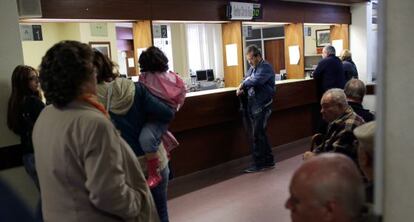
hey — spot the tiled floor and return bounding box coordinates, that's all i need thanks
[167,139,308,222]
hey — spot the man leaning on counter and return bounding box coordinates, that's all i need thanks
[237,45,276,173]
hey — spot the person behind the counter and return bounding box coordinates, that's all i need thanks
[340,49,359,82]
[237,45,276,173]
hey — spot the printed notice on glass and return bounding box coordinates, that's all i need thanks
[288,45,300,65]
[332,39,343,56]
[128,58,135,68]
[226,44,238,66]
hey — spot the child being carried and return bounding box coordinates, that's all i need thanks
[138,47,186,188]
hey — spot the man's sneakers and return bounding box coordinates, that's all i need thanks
[263,162,276,169]
[243,162,275,173]
[244,165,264,173]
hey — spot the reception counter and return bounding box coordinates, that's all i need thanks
[169,79,319,177]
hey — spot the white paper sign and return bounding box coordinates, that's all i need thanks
[128,58,135,68]
[226,44,238,66]
[288,45,300,65]
[332,39,344,56]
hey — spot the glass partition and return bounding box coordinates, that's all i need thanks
[242,23,285,76]
[303,24,330,78]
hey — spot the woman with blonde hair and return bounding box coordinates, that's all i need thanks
[340,49,359,81]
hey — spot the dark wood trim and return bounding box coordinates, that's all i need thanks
[284,0,368,3]
[40,0,351,24]
[366,84,375,95]
[0,144,23,170]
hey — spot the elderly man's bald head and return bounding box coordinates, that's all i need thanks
[320,89,349,122]
[286,153,365,222]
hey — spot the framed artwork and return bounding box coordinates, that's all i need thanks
[315,29,330,47]
[89,41,111,59]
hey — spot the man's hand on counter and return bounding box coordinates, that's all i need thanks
[236,84,244,96]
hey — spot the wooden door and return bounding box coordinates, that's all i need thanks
[124,50,137,76]
[284,23,305,79]
[222,21,244,87]
[264,39,285,74]
[330,24,349,52]
[133,20,153,74]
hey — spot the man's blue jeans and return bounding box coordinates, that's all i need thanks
[242,105,274,168]
[150,165,170,222]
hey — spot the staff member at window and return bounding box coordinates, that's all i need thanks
[237,45,276,173]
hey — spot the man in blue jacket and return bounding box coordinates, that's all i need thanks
[237,45,276,173]
[313,45,346,99]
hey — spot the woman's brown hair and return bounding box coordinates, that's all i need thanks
[39,41,95,108]
[7,65,41,133]
[93,50,118,83]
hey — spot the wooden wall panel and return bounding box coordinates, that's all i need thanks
[150,0,225,21]
[133,20,153,75]
[40,0,151,20]
[169,80,318,177]
[170,80,317,132]
[171,105,316,177]
[40,0,351,24]
[284,23,305,79]
[222,21,244,87]
[264,39,285,74]
[290,0,367,4]
[330,24,350,51]
[303,3,351,24]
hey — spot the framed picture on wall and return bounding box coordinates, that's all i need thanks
[315,29,330,47]
[89,41,111,59]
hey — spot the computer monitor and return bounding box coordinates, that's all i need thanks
[206,69,214,81]
[196,70,208,81]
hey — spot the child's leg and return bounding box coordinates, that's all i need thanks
[139,122,168,154]
[140,122,168,188]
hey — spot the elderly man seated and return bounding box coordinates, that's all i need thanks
[286,153,365,222]
[344,79,375,122]
[304,88,364,162]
